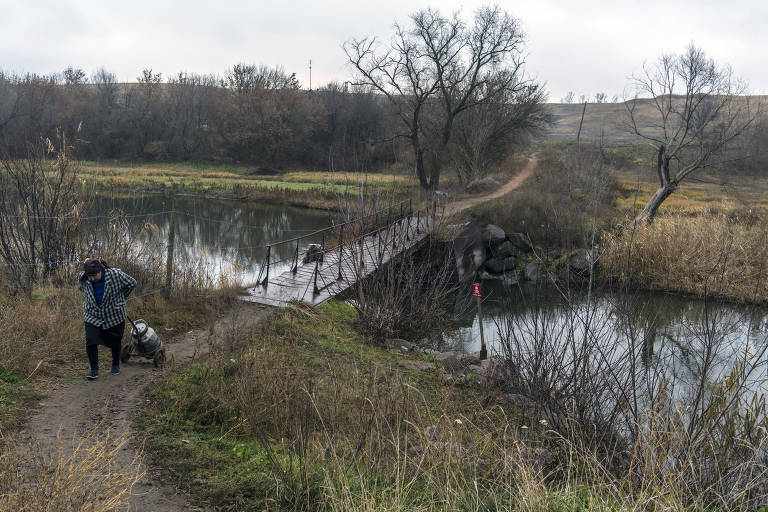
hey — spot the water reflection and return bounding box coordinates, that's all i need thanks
[87,193,335,284]
[448,282,768,353]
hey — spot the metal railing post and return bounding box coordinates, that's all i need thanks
[291,239,299,274]
[416,210,421,234]
[261,245,271,287]
[337,224,344,281]
[313,259,320,295]
[392,218,398,249]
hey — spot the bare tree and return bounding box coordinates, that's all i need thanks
[626,44,757,222]
[449,75,548,184]
[593,91,607,103]
[562,91,575,104]
[0,131,84,289]
[345,5,543,192]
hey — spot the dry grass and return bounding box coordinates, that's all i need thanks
[601,211,768,302]
[614,176,768,214]
[138,301,768,510]
[0,428,142,511]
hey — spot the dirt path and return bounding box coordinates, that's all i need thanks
[18,301,268,512]
[443,154,538,217]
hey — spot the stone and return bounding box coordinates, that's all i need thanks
[493,240,519,259]
[503,271,520,286]
[388,338,415,352]
[477,270,502,281]
[523,261,541,282]
[302,243,323,264]
[482,224,507,250]
[425,425,438,441]
[508,233,534,253]
[546,248,561,260]
[437,351,462,373]
[485,255,519,274]
[460,354,481,366]
[566,248,593,275]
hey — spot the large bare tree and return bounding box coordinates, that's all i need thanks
[345,5,544,192]
[626,44,757,222]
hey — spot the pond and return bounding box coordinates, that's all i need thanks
[445,280,768,393]
[87,192,336,284]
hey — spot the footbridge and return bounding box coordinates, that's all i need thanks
[243,200,433,307]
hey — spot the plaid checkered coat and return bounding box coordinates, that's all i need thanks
[77,268,136,328]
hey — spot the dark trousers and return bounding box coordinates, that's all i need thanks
[85,322,125,371]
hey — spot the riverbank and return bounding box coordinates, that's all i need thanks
[81,161,417,210]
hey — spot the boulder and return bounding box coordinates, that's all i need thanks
[454,223,484,282]
[482,224,507,250]
[546,248,561,260]
[556,248,594,283]
[493,240,519,259]
[388,338,416,352]
[466,176,500,194]
[485,256,519,274]
[503,271,520,287]
[302,243,323,264]
[437,351,462,373]
[508,233,534,253]
[566,248,593,275]
[523,261,541,282]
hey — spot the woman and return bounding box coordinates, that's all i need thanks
[77,258,136,379]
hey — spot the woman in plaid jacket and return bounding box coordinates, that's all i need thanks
[77,258,136,380]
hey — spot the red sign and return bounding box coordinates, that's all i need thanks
[472,283,482,297]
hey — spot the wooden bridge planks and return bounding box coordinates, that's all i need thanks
[243,217,429,307]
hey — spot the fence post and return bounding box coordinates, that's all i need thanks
[320,232,325,263]
[261,245,271,287]
[337,224,344,281]
[164,195,176,299]
[359,238,365,269]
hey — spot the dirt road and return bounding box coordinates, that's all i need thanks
[18,302,268,512]
[443,154,537,217]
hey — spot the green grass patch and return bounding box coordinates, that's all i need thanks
[0,365,37,433]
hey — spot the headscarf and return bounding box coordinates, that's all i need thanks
[81,258,110,281]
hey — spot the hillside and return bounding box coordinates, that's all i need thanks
[545,96,766,143]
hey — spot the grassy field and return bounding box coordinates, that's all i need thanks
[82,162,417,194]
[136,301,614,511]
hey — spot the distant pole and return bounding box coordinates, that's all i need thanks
[309,59,312,92]
[164,193,176,299]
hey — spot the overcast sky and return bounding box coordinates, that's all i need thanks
[1,0,766,102]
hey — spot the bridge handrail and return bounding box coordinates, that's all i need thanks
[255,198,429,288]
[264,198,412,249]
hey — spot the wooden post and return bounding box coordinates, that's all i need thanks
[320,232,325,263]
[164,195,176,299]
